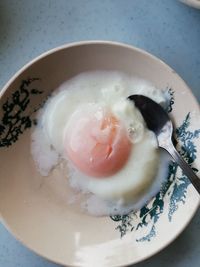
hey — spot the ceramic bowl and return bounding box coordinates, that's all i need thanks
[0,41,199,267]
[180,0,200,9]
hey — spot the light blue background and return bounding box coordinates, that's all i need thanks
[0,0,199,266]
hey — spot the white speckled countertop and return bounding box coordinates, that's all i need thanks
[0,0,199,266]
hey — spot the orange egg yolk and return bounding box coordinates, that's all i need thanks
[64,108,131,177]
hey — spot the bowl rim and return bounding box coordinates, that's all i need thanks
[180,0,200,9]
[0,40,199,267]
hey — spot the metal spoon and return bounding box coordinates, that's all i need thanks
[128,94,200,194]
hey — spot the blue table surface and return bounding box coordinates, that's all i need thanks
[0,0,199,266]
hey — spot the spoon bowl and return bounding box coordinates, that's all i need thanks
[128,94,200,194]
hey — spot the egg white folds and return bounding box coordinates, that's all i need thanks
[31,71,169,216]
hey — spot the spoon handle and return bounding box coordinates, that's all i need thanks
[164,142,200,194]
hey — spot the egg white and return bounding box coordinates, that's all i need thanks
[31,70,169,215]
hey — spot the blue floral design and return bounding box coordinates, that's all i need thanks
[110,95,199,241]
[0,78,43,148]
